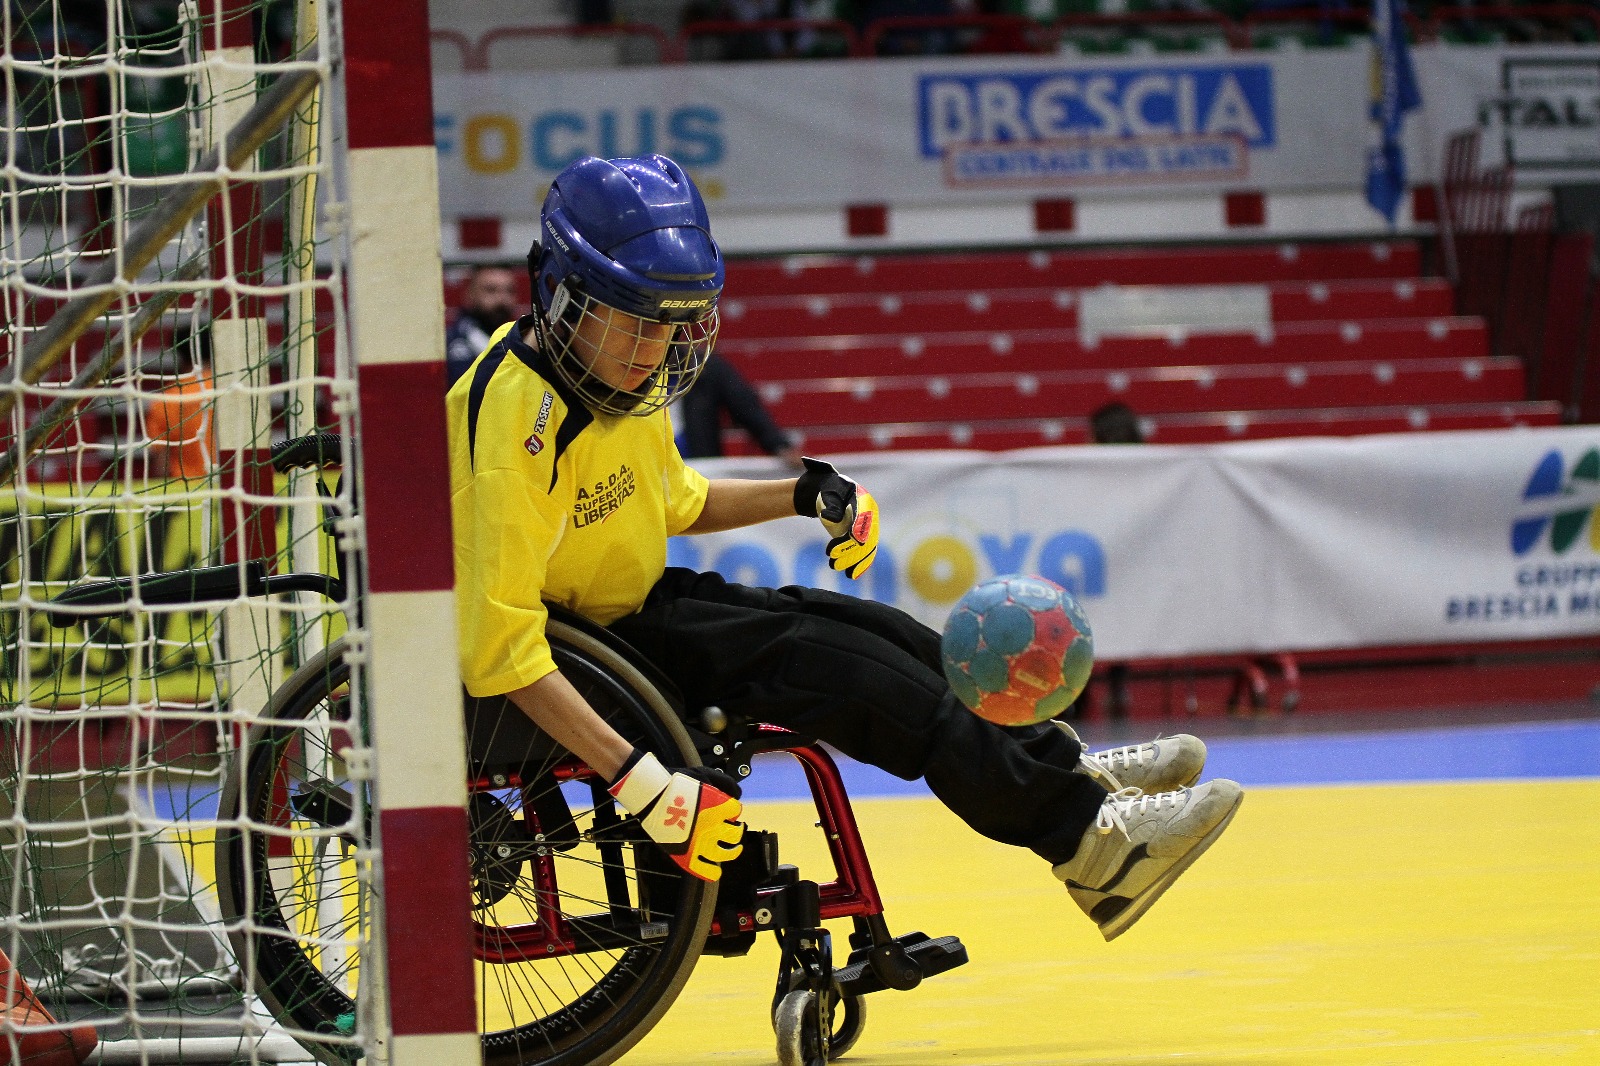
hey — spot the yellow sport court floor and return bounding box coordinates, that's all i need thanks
[627,713,1600,1066]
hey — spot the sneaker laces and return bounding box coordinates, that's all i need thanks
[1093,786,1187,836]
[1079,740,1160,791]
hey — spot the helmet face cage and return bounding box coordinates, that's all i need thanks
[542,283,718,417]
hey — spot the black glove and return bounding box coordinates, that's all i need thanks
[793,456,857,524]
[792,457,879,579]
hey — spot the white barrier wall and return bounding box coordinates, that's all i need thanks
[673,427,1600,659]
[433,44,1600,216]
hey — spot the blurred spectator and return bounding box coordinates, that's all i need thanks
[146,328,214,482]
[1089,400,1145,444]
[574,0,614,25]
[684,0,856,59]
[860,0,958,55]
[726,0,788,58]
[790,0,842,55]
[446,265,520,387]
[675,354,803,467]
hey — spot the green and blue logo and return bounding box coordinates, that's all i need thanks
[1512,447,1600,555]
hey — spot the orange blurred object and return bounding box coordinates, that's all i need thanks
[146,368,215,480]
[0,949,97,1065]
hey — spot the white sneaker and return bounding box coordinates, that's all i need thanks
[1052,780,1243,942]
[1054,722,1207,794]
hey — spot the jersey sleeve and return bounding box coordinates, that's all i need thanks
[452,386,568,697]
[661,409,709,536]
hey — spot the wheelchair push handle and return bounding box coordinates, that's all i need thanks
[45,561,347,626]
[45,561,270,626]
[271,432,344,474]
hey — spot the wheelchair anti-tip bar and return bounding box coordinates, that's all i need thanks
[44,561,345,627]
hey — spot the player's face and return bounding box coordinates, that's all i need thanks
[570,303,675,393]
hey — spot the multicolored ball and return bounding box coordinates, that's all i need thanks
[940,574,1095,726]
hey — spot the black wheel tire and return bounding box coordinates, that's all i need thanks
[828,991,866,1060]
[216,623,716,1066]
[214,640,365,1066]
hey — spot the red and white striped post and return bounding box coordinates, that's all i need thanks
[340,2,477,1062]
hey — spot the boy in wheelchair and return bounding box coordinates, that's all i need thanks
[445,153,1244,946]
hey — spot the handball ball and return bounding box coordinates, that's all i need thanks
[940,575,1095,726]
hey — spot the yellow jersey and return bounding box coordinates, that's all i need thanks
[446,317,709,697]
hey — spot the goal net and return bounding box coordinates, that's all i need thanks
[2,0,373,1061]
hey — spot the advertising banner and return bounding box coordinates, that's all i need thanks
[433,50,1357,213]
[672,427,1600,659]
[3,478,344,707]
[1417,47,1600,175]
[433,44,1600,215]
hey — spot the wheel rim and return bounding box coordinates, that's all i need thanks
[218,625,715,1066]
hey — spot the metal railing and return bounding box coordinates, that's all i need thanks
[429,5,1600,66]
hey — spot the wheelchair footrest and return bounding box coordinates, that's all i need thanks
[836,931,967,998]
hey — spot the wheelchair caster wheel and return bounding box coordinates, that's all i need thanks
[771,983,864,1060]
[829,992,867,1059]
[775,989,829,1066]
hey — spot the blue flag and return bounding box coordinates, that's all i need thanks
[1365,0,1422,224]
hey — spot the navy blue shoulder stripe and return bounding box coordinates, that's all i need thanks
[548,403,592,494]
[468,317,597,489]
[499,316,594,492]
[465,345,510,470]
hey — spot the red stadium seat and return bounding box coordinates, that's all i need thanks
[720,317,1488,379]
[722,400,1562,455]
[719,278,1455,341]
[752,357,1526,426]
[429,240,1547,460]
[723,241,1422,297]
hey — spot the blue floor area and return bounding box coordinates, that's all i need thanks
[140,718,1600,818]
[741,718,1600,802]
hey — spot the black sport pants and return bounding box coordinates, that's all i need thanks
[608,568,1108,866]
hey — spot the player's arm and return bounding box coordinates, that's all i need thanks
[684,477,796,533]
[506,671,634,779]
[685,458,880,578]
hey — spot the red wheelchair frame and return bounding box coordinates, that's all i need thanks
[466,725,886,965]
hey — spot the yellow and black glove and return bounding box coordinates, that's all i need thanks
[608,749,744,882]
[793,456,879,579]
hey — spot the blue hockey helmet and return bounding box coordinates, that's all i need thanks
[529,155,722,415]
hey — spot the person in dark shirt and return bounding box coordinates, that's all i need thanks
[1082,401,1144,719]
[674,353,803,467]
[445,265,520,387]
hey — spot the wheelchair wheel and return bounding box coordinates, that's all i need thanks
[829,990,867,1060]
[775,989,829,1066]
[214,639,369,1066]
[216,622,714,1066]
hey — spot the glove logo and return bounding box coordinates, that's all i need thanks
[663,797,690,830]
[852,510,874,544]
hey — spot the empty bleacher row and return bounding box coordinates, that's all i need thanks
[720,317,1487,373]
[721,241,1424,295]
[22,237,1556,484]
[721,278,1457,337]
[708,239,1559,456]
[769,402,1552,453]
